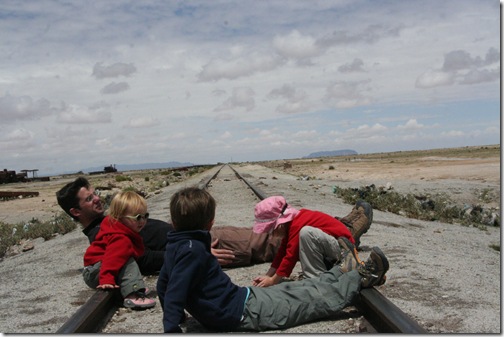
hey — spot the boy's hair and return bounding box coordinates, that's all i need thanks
[170,187,216,231]
[108,191,147,220]
[56,177,90,220]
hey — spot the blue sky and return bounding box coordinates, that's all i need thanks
[0,0,501,176]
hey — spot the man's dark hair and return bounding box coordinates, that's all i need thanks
[170,187,216,231]
[56,177,90,220]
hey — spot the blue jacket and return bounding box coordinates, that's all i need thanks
[156,230,248,333]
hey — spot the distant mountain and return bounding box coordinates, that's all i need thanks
[82,161,195,173]
[303,149,358,158]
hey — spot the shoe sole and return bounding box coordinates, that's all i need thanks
[356,200,373,228]
[353,200,373,248]
[123,298,156,309]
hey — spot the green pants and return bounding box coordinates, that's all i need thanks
[82,257,146,298]
[237,267,361,331]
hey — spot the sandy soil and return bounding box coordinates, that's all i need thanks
[0,145,500,333]
[0,146,500,225]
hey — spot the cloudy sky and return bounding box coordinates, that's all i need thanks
[1,0,501,176]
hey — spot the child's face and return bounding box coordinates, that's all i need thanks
[121,210,149,232]
[272,222,289,237]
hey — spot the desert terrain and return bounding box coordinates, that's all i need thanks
[0,145,500,226]
[0,144,500,333]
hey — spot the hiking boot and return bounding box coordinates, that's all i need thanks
[337,200,373,249]
[338,237,363,273]
[358,247,389,288]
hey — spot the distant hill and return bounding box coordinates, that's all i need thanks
[82,161,195,173]
[303,149,358,158]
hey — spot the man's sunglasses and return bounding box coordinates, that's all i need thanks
[124,213,149,222]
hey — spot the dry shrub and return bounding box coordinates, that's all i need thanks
[334,184,498,228]
[0,212,77,258]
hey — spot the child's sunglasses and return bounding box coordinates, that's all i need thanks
[124,213,149,222]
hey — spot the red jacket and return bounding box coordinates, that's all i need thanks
[271,209,354,278]
[83,215,144,286]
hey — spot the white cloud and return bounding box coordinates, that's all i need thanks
[397,119,424,131]
[0,128,35,151]
[125,117,159,128]
[441,130,465,137]
[416,48,500,88]
[92,62,137,79]
[268,84,308,114]
[214,87,255,112]
[338,58,365,73]
[0,94,55,122]
[325,80,373,108]
[273,30,321,60]
[415,70,455,88]
[219,131,232,140]
[100,82,130,94]
[4,128,33,141]
[57,102,112,124]
[198,52,284,82]
[459,68,499,85]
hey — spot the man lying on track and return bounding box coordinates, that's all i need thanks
[56,176,372,275]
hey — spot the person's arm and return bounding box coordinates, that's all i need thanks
[99,235,132,286]
[252,267,283,287]
[211,238,236,265]
[162,248,202,332]
[136,248,165,275]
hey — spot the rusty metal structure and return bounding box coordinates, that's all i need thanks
[0,169,50,184]
[0,169,28,184]
[89,165,118,175]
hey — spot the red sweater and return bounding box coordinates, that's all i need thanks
[271,209,354,278]
[83,215,144,286]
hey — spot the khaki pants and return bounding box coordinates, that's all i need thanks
[299,226,342,278]
[238,267,361,331]
[210,226,282,267]
[82,257,145,298]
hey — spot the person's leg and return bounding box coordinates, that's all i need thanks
[82,262,101,289]
[118,257,147,298]
[119,258,156,309]
[299,226,341,278]
[238,267,361,331]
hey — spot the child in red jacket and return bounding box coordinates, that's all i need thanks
[82,191,155,309]
[252,196,361,287]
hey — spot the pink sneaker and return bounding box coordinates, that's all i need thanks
[123,293,156,309]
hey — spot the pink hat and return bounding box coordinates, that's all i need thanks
[253,196,299,234]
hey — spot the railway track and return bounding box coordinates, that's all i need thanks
[57,164,426,333]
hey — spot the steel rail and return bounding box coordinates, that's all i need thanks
[358,288,427,333]
[56,290,119,333]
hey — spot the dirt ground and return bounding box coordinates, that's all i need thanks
[0,145,500,333]
[0,145,500,226]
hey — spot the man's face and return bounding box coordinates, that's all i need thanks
[73,186,104,222]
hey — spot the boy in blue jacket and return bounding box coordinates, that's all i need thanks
[156,187,389,333]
